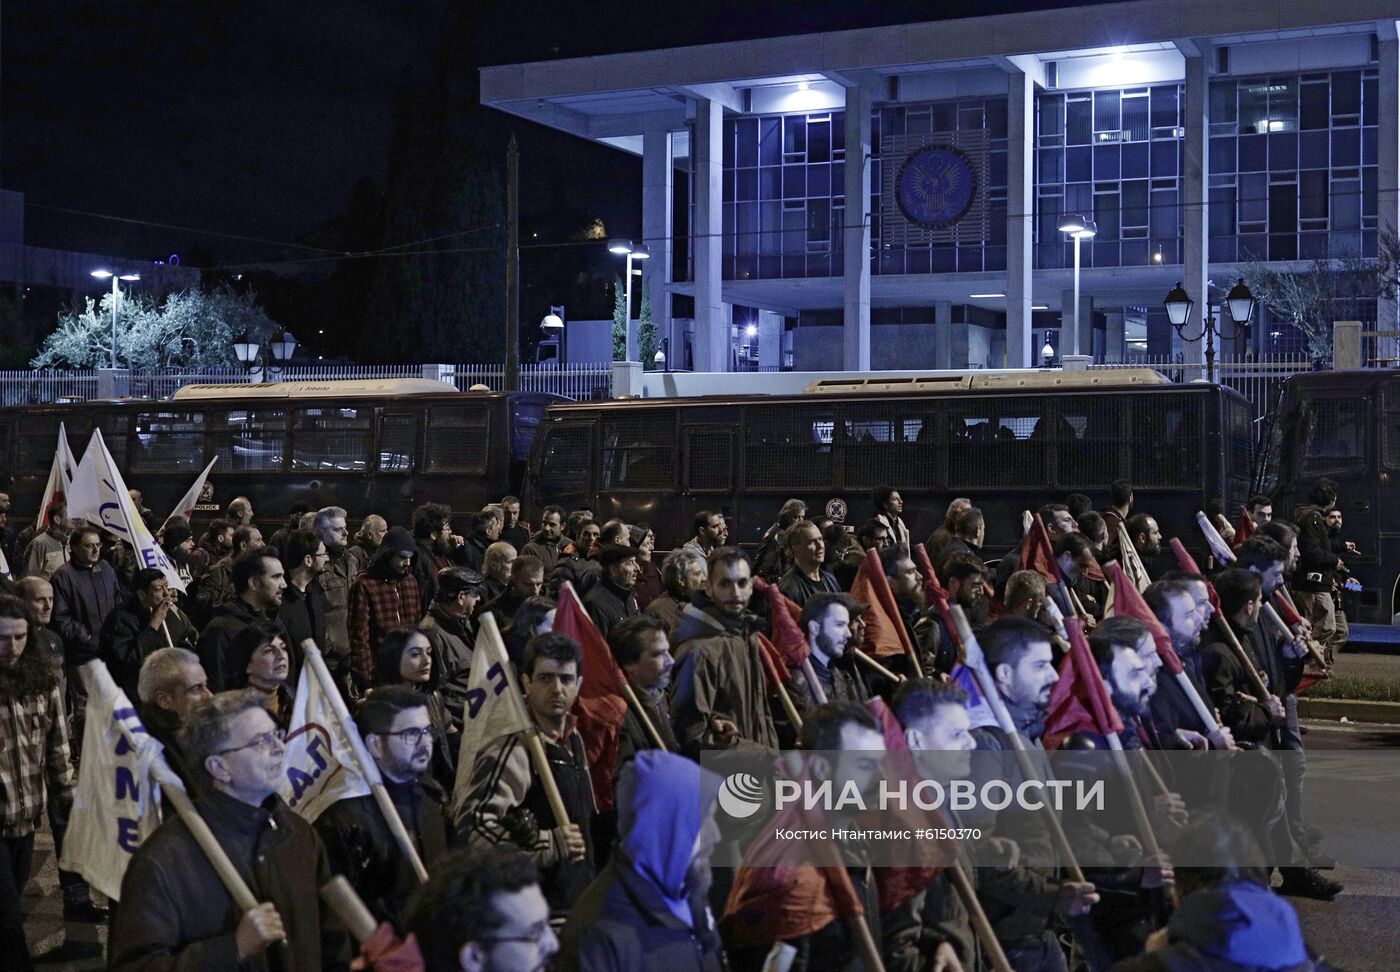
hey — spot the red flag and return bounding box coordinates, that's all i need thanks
[753,576,810,668]
[850,548,916,661]
[755,633,793,695]
[912,544,959,651]
[1105,561,1183,676]
[1231,506,1255,550]
[553,584,629,811]
[1168,538,1220,615]
[1273,593,1304,628]
[1045,617,1125,750]
[357,923,425,972]
[1020,514,1062,585]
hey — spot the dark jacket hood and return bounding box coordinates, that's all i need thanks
[1168,881,1310,969]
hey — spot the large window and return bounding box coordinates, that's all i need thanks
[600,414,675,491]
[379,414,418,473]
[425,405,489,473]
[214,410,285,471]
[292,407,370,471]
[1301,397,1368,476]
[15,416,88,473]
[743,406,834,490]
[132,412,205,471]
[536,426,591,501]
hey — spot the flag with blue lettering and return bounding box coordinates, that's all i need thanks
[950,663,998,731]
[279,665,371,822]
[60,663,165,901]
[451,612,532,816]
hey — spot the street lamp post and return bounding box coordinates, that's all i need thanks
[1163,277,1255,384]
[232,331,299,381]
[653,336,670,373]
[607,239,650,360]
[1056,215,1097,358]
[90,269,141,368]
[541,305,565,365]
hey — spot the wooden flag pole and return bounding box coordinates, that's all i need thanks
[1210,617,1272,698]
[800,659,829,705]
[619,679,668,751]
[1105,736,1163,858]
[300,639,429,884]
[320,876,378,944]
[847,908,887,972]
[774,678,803,733]
[948,862,1014,972]
[852,648,905,683]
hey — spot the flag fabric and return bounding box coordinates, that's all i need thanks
[1232,506,1256,550]
[552,583,629,811]
[912,543,959,651]
[37,422,76,531]
[451,613,533,815]
[849,548,916,661]
[755,633,794,695]
[1273,593,1304,628]
[0,546,10,582]
[950,663,999,730]
[280,665,373,823]
[753,576,810,668]
[1115,523,1152,593]
[1020,514,1061,585]
[1169,538,1221,615]
[1045,618,1125,751]
[1104,561,1182,676]
[166,456,219,524]
[60,662,165,901]
[67,429,186,592]
[1195,511,1236,566]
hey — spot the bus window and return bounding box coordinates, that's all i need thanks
[1131,395,1202,488]
[97,414,128,466]
[132,412,205,472]
[1056,397,1122,489]
[537,425,591,500]
[840,403,944,490]
[292,407,370,471]
[1381,384,1400,470]
[744,406,833,489]
[685,426,735,492]
[1301,397,1367,475]
[425,405,489,473]
[214,410,285,471]
[601,414,675,490]
[511,399,547,463]
[15,416,89,473]
[1224,395,1254,501]
[379,414,418,472]
[947,402,1046,488]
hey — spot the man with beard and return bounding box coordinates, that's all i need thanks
[135,646,212,785]
[100,568,197,702]
[0,594,75,968]
[669,547,781,756]
[477,555,545,629]
[608,615,679,765]
[187,524,266,628]
[109,690,347,972]
[277,530,330,684]
[312,506,361,688]
[788,592,868,707]
[681,510,728,566]
[778,520,840,607]
[315,686,449,924]
[585,545,641,638]
[349,514,388,567]
[458,634,595,916]
[198,550,287,693]
[1144,580,1235,752]
[481,542,516,603]
[52,525,122,670]
[522,505,567,579]
[161,521,198,589]
[549,517,602,598]
[1057,533,1107,621]
[1326,508,1355,649]
[460,509,502,573]
[1121,513,1165,580]
[923,554,988,676]
[557,751,725,972]
[936,507,985,578]
[348,526,422,692]
[22,501,71,580]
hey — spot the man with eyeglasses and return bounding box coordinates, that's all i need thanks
[404,844,558,972]
[314,685,449,924]
[110,689,347,971]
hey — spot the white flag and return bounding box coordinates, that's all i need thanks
[67,429,186,592]
[280,666,372,822]
[0,546,10,582]
[36,422,76,531]
[60,663,165,901]
[451,612,533,815]
[166,456,218,525]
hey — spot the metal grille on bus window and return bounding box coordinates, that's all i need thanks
[214,410,285,471]
[839,403,945,490]
[1053,397,1121,489]
[1225,395,1254,500]
[1300,397,1367,476]
[132,412,205,472]
[292,407,370,471]
[379,414,418,472]
[685,429,733,492]
[947,402,1047,489]
[1130,394,1202,487]
[538,428,591,498]
[426,405,489,473]
[600,414,675,491]
[16,416,90,472]
[97,415,129,466]
[743,407,833,489]
[1381,384,1400,469]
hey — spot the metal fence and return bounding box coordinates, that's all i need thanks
[0,369,100,406]
[1090,353,1320,422]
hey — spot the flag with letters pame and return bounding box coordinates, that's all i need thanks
[279,665,371,822]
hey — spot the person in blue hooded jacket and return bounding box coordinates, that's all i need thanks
[555,750,726,972]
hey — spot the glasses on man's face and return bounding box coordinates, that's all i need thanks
[477,924,554,950]
[381,726,434,745]
[216,728,286,756]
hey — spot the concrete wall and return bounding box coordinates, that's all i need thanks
[793,322,999,371]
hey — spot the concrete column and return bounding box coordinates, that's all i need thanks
[1379,35,1399,335]
[933,300,954,370]
[1006,69,1036,368]
[1104,312,1126,362]
[1181,49,1211,366]
[642,128,675,360]
[693,99,728,372]
[757,309,783,371]
[843,86,872,371]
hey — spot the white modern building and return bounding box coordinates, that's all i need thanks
[481,0,1399,371]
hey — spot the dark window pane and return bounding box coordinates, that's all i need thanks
[1094,90,1120,132]
[1300,83,1329,130]
[808,120,831,163]
[1209,81,1237,126]
[1067,97,1092,145]
[1038,148,1064,183]
[807,163,830,197]
[735,118,758,168]
[760,118,782,165]
[1299,171,1328,220]
[1150,86,1179,129]
[1299,130,1329,169]
[807,199,830,244]
[292,407,370,471]
[736,168,757,201]
[1209,136,1236,175]
[783,117,806,157]
[1238,134,1267,172]
[1151,139,1178,177]
[132,412,205,472]
[1122,96,1149,141]
[1269,132,1297,171]
[1332,71,1361,116]
[1038,94,1064,138]
[537,427,591,500]
[1331,128,1360,167]
[1093,145,1120,180]
[1269,182,1297,234]
[1066,146,1092,182]
[378,414,417,473]
[1209,185,1237,236]
[425,406,490,472]
[1302,398,1366,475]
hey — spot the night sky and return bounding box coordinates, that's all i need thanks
[1,1,1116,323]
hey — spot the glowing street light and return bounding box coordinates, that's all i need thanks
[1057,214,1096,358]
[90,269,141,368]
[607,240,650,360]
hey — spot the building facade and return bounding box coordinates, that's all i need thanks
[481,0,1400,371]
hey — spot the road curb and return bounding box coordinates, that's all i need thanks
[1298,697,1400,724]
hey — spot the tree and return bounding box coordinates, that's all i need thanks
[637,282,658,370]
[1238,257,1386,361]
[611,275,627,362]
[31,287,279,370]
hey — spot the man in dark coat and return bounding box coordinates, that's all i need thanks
[51,525,123,671]
[584,545,641,638]
[607,615,679,767]
[777,520,840,607]
[100,568,196,702]
[197,550,286,693]
[476,555,544,629]
[135,646,212,788]
[557,751,725,972]
[314,686,449,924]
[108,689,348,972]
[522,505,567,578]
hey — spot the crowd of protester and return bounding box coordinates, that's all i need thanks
[0,475,1359,971]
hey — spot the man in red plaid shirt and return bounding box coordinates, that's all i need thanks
[348,526,421,690]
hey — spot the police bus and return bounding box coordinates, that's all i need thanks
[523,368,1255,559]
[0,379,560,530]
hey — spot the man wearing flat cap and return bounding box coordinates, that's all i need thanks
[584,544,640,637]
[419,566,484,724]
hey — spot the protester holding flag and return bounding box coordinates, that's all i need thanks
[1141,581,1236,753]
[457,632,596,916]
[135,646,211,785]
[787,592,870,707]
[605,614,678,768]
[583,544,642,637]
[109,689,349,972]
[0,595,74,970]
[101,568,196,702]
[849,545,925,678]
[315,685,449,925]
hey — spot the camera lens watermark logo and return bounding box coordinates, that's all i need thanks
[717,772,765,819]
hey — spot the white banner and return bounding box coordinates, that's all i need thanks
[166,456,218,525]
[67,429,186,592]
[279,666,371,823]
[60,664,165,901]
[451,612,531,815]
[36,422,76,530]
